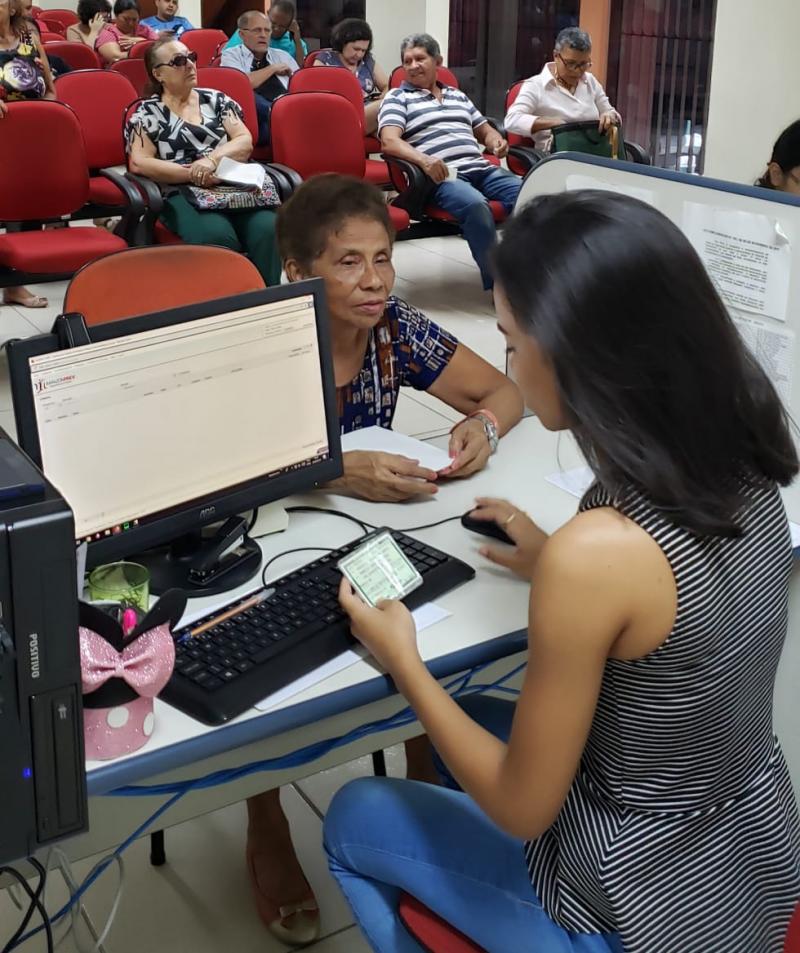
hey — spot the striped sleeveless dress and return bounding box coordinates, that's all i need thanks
[526,479,800,952]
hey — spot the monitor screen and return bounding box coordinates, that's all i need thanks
[9,281,342,567]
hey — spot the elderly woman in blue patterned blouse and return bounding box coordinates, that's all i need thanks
[279,173,523,501]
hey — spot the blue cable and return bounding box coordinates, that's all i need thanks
[11,660,524,949]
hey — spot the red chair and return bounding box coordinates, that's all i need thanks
[398,894,486,953]
[45,40,100,70]
[40,30,67,43]
[288,66,387,181]
[55,70,145,238]
[786,902,800,953]
[63,245,265,325]
[31,4,42,16]
[302,48,330,67]
[504,80,545,177]
[195,65,271,161]
[269,92,409,233]
[0,101,127,289]
[183,29,228,66]
[39,7,78,29]
[110,58,148,96]
[390,64,459,89]
[38,16,66,35]
[128,39,154,59]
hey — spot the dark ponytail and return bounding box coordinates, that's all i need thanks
[757,119,800,189]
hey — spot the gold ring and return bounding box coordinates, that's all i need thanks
[503,513,516,527]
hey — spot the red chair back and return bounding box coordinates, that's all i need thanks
[390,64,459,89]
[786,902,800,953]
[183,29,228,66]
[128,39,154,59]
[270,91,365,179]
[110,58,148,97]
[40,7,79,28]
[56,70,137,168]
[64,246,265,325]
[40,30,67,43]
[45,40,100,70]
[196,66,259,145]
[38,17,66,35]
[31,4,42,16]
[505,80,535,175]
[288,65,365,132]
[0,101,89,221]
[302,48,330,67]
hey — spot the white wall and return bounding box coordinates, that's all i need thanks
[366,0,449,72]
[704,0,800,184]
[35,0,203,28]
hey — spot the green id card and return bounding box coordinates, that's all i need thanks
[338,531,423,607]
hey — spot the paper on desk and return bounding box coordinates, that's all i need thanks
[791,522,800,551]
[341,426,451,473]
[254,602,451,712]
[216,157,266,189]
[545,466,594,499]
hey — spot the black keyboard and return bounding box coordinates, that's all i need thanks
[162,528,475,725]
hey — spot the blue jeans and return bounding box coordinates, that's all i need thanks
[323,695,622,953]
[432,166,522,290]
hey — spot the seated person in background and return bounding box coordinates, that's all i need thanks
[223,0,306,64]
[127,37,281,285]
[96,0,158,64]
[315,18,388,136]
[140,0,193,39]
[220,10,298,146]
[225,174,521,950]
[20,0,71,75]
[0,0,55,310]
[504,26,620,152]
[757,120,800,195]
[380,33,521,291]
[65,0,111,48]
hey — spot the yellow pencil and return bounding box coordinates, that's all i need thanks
[190,588,272,638]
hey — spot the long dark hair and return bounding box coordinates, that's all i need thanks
[493,190,798,537]
[757,120,800,189]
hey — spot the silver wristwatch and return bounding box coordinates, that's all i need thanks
[471,413,498,454]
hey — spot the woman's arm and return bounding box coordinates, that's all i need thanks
[504,76,564,138]
[372,61,389,95]
[339,508,648,840]
[427,343,523,476]
[208,111,253,165]
[128,125,193,184]
[97,40,127,63]
[33,34,56,99]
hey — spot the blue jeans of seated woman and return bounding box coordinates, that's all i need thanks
[323,695,622,953]
[431,167,522,291]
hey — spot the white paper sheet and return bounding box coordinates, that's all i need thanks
[790,522,800,551]
[341,426,452,473]
[216,157,266,189]
[732,311,795,404]
[682,203,791,323]
[566,173,656,207]
[254,602,452,711]
[545,466,594,499]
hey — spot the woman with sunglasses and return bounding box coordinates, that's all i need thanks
[504,26,620,152]
[126,37,281,284]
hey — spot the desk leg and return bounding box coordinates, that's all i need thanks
[150,830,166,866]
[371,750,387,777]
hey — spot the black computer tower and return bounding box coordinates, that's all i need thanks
[0,432,87,865]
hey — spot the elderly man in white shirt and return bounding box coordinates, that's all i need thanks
[220,9,298,145]
[504,27,620,152]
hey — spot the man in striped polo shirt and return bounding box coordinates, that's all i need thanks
[379,33,522,290]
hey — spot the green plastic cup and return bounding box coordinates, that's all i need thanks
[87,562,150,612]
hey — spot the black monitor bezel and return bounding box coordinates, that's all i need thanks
[8,279,342,567]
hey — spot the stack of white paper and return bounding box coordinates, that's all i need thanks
[216,157,266,189]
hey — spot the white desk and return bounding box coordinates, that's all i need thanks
[65,416,800,862]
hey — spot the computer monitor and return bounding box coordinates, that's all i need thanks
[8,280,342,596]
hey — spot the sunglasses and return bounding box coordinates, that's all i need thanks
[156,50,198,69]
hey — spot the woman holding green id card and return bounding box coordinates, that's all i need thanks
[324,192,800,952]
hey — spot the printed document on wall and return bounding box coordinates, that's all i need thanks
[733,311,794,404]
[682,202,791,322]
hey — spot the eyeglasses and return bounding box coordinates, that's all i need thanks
[241,26,270,35]
[155,50,197,69]
[557,53,592,72]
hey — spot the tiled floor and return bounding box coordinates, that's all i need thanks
[0,234,501,953]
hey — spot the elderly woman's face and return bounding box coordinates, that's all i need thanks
[341,40,369,67]
[554,44,592,78]
[152,40,197,90]
[296,216,395,330]
[116,6,140,32]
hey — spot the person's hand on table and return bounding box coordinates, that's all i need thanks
[598,111,619,133]
[338,577,423,677]
[342,450,438,502]
[439,418,491,479]
[469,497,548,580]
[420,155,448,183]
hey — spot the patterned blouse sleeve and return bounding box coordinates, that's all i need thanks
[125,99,160,154]
[213,90,245,125]
[390,297,459,391]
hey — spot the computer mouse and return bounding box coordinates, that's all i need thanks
[461,510,515,546]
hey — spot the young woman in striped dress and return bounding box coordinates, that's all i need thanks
[324,190,800,952]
